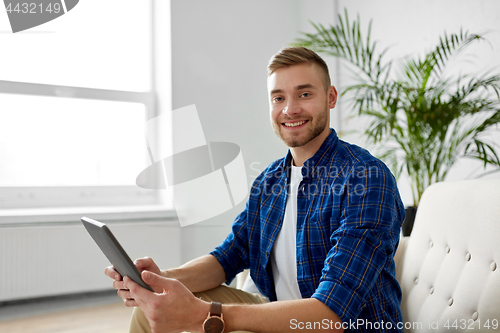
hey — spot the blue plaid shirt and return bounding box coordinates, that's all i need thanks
[211,129,405,332]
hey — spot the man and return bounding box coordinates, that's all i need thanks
[105,47,405,333]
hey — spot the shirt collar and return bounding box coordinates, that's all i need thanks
[283,128,339,180]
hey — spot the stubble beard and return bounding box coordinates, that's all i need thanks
[272,107,328,148]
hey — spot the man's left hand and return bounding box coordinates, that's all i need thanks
[124,271,209,333]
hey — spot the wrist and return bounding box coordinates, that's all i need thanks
[163,268,196,291]
[162,268,181,280]
[160,269,170,279]
[195,300,211,332]
[219,304,239,333]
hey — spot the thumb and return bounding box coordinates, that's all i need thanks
[135,257,154,271]
[142,271,169,292]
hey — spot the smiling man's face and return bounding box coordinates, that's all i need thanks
[268,63,337,149]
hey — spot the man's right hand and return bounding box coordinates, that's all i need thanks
[104,257,163,306]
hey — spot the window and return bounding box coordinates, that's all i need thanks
[0,0,171,213]
[0,0,152,91]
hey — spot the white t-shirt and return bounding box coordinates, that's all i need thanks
[270,165,303,300]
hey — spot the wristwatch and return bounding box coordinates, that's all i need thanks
[202,301,225,333]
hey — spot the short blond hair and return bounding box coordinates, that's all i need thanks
[267,47,331,91]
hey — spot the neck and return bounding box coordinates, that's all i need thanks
[290,127,330,167]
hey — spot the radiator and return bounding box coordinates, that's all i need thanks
[0,221,182,302]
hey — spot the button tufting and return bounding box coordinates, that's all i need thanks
[429,287,434,295]
[414,277,419,285]
[429,240,433,248]
[472,312,479,321]
[491,262,497,271]
[446,246,450,253]
[448,298,453,306]
[466,252,471,261]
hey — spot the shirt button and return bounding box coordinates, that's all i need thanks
[265,251,269,256]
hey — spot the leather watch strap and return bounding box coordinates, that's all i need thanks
[203,301,224,333]
[210,301,222,317]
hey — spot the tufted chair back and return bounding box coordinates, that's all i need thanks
[395,179,500,332]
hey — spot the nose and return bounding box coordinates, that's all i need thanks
[282,100,301,117]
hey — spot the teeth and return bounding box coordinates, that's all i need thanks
[284,121,306,127]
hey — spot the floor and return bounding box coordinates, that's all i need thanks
[0,291,134,333]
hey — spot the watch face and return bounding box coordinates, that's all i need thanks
[203,316,225,333]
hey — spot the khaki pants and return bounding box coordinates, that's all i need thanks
[129,285,269,333]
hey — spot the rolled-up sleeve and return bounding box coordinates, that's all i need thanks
[311,160,403,323]
[210,207,250,285]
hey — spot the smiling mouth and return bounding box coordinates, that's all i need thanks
[282,120,308,128]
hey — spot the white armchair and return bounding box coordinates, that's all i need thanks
[395,178,500,332]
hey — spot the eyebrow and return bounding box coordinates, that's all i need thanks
[296,84,315,90]
[270,83,316,95]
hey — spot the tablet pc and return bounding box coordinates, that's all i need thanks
[81,216,153,292]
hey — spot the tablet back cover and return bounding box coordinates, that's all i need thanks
[81,217,153,291]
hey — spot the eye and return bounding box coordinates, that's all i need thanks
[272,96,283,103]
[300,92,310,98]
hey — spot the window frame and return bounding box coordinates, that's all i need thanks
[0,0,173,220]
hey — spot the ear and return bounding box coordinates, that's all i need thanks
[328,85,338,109]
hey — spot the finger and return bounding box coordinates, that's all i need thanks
[113,280,127,290]
[142,270,161,286]
[123,276,151,308]
[117,289,133,300]
[104,266,122,281]
[123,298,139,307]
[142,270,177,294]
[140,271,166,293]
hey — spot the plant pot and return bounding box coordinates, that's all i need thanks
[402,206,418,236]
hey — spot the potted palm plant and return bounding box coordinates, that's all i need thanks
[294,10,500,235]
